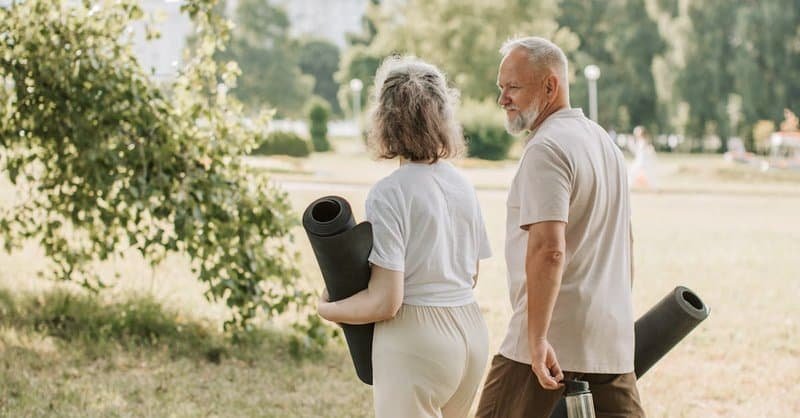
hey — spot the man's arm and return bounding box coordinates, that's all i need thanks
[526,220,566,390]
[317,265,404,325]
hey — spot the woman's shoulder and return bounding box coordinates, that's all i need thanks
[367,171,404,203]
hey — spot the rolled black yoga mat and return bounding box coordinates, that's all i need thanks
[550,286,710,418]
[302,195,374,385]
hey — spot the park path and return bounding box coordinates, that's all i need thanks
[273,177,800,199]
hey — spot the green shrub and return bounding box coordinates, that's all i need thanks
[460,100,514,160]
[307,97,332,152]
[252,131,312,157]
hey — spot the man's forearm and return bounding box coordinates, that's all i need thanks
[526,249,565,344]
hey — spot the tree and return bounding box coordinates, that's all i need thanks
[218,0,313,116]
[733,1,800,149]
[0,0,324,339]
[371,0,572,102]
[668,0,737,151]
[307,98,331,152]
[298,39,342,116]
[558,0,665,132]
[335,0,384,118]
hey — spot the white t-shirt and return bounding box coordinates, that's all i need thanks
[499,108,635,373]
[366,160,492,307]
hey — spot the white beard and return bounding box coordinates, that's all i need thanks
[505,105,540,135]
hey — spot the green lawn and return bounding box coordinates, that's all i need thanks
[1,143,799,417]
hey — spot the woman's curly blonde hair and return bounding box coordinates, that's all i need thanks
[367,56,464,163]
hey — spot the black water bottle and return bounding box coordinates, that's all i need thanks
[564,379,596,418]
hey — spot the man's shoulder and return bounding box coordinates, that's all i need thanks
[521,132,568,162]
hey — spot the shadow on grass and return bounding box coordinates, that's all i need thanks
[0,287,312,364]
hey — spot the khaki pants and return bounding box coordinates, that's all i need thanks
[476,354,645,418]
[372,303,489,418]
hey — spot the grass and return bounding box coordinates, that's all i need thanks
[1,140,799,417]
[0,288,367,418]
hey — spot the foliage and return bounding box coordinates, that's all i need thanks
[335,1,384,117]
[298,39,342,116]
[460,100,515,160]
[252,131,312,157]
[307,97,331,152]
[0,0,326,342]
[216,0,313,116]
[733,1,800,143]
[651,0,799,151]
[673,0,737,151]
[558,0,665,132]
[368,0,573,102]
[348,0,800,154]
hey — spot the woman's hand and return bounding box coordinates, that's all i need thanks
[317,288,334,322]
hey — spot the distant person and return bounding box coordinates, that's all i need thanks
[475,36,644,418]
[317,56,492,418]
[628,125,659,189]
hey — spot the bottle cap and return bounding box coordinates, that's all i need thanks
[564,379,591,396]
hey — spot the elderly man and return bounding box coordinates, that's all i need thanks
[475,37,644,418]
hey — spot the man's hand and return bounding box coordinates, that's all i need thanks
[530,338,564,390]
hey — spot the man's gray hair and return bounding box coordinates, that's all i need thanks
[500,36,569,84]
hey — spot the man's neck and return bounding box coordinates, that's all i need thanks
[529,99,571,132]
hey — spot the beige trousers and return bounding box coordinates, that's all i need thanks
[372,303,489,418]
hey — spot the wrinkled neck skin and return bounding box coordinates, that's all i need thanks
[527,90,570,134]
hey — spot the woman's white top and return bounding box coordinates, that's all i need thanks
[366,160,492,307]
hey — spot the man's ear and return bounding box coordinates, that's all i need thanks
[545,74,558,100]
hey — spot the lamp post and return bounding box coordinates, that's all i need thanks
[583,64,601,123]
[349,78,364,138]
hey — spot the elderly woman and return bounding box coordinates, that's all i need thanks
[317,56,491,418]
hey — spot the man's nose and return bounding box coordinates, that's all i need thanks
[497,91,509,107]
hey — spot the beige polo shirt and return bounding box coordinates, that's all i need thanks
[499,108,635,373]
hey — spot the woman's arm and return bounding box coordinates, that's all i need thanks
[317,265,404,325]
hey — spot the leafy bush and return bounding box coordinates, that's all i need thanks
[0,0,327,346]
[460,100,515,160]
[252,131,312,157]
[307,97,332,152]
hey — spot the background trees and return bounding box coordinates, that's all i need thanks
[217,0,313,117]
[341,0,799,153]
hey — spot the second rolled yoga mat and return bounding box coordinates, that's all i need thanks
[303,196,374,385]
[549,285,710,418]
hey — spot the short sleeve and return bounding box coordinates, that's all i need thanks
[517,140,572,228]
[365,194,405,272]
